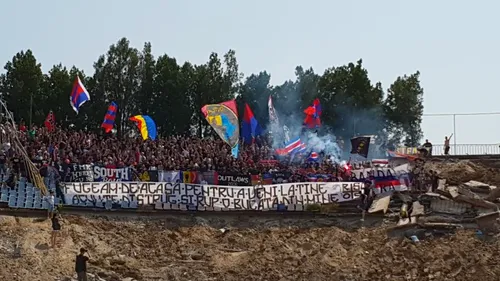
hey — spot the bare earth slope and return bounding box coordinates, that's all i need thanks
[0,213,499,281]
[429,159,500,186]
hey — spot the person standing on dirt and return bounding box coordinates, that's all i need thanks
[51,212,61,248]
[75,248,90,281]
[44,190,55,219]
[359,180,375,222]
[444,134,453,155]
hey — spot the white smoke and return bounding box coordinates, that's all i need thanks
[306,131,342,162]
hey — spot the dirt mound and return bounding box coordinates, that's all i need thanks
[428,160,500,186]
[0,214,499,281]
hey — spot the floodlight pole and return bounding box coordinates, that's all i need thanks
[453,114,456,154]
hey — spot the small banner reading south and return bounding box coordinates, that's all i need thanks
[350,136,371,158]
[65,163,132,182]
[216,173,251,186]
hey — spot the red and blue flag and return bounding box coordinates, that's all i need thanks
[242,103,261,144]
[276,137,303,155]
[303,98,322,128]
[101,102,118,133]
[308,151,319,161]
[70,76,90,114]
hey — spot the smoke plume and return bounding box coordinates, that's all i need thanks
[263,87,387,161]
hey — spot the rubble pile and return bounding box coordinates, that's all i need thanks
[368,160,500,238]
[427,159,500,186]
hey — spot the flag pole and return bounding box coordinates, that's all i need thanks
[29,92,33,128]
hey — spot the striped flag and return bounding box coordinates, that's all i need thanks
[308,151,319,161]
[101,102,118,133]
[70,76,90,114]
[276,137,303,155]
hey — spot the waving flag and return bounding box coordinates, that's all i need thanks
[201,100,240,158]
[242,103,261,144]
[129,115,157,141]
[308,151,319,161]
[70,76,90,114]
[350,136,370,158]
[297,143,307,154]
[303,98,322,128]
[276,137,303,155]
[268,95,280,128]
[101,102,118,133]
[44,111,56,132]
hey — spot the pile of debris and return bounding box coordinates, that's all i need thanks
[368,177,500,240]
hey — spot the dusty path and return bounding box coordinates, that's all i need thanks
[0,211,498,281]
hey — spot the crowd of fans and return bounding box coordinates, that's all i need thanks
[1,123,351,182]
[0,122,442,194]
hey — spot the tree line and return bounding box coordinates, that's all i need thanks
[0,37,424,147]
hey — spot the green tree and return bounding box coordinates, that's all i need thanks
[135,42,156,114]
[92,37,140,137]
[318,59,384,138]
[152,55,194,136]
[39,64,71,127]
[384,71,424,146]
[0,50,43,126]
[0,38,425,148]
[237,71,272,126]
[295,66,320,108]
[191,51,241,137]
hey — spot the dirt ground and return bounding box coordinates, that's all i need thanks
[1,160,500,281]
[0,212,499,281]
[428,159,500,186]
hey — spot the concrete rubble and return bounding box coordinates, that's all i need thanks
[375,163,500,236]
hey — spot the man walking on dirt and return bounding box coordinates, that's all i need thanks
[75,248,90,281]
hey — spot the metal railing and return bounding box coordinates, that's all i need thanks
[397,144,500,156]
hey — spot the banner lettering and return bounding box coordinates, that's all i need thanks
[63,181,407,210]
[216,173,251,186]
[67,164,132,182]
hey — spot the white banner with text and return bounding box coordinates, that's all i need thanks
[63,180,408,210]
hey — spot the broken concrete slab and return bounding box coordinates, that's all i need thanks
[463,180,491,189]
[461,181,492,195]
[437,179,447,191]
[411,201,425,216]
[475,211,500,233]
[421,222,464,229]
[420,192,451,201]
[486,187,500,202]
[368,192,392,214]
[447,186,498,210]
[429,198,469,215]
[397,218,412,226]
[419,215,463,224]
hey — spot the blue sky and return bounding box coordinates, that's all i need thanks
[1,0,499,146]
